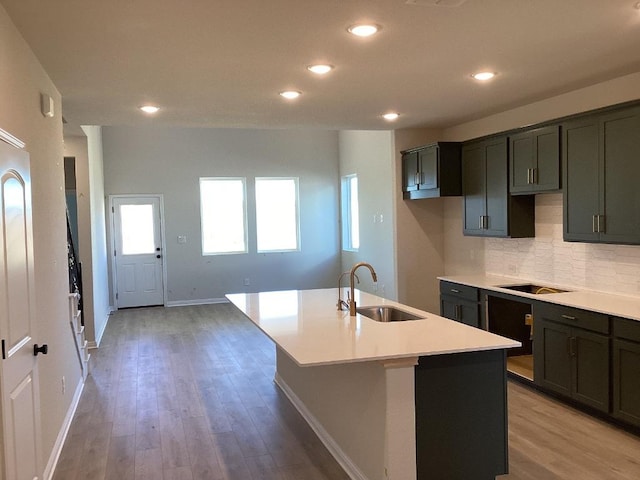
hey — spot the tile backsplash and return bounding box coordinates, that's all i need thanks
[485,194,640,297]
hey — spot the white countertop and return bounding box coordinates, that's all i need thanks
[226,288,520,367]
[439,274,640,321]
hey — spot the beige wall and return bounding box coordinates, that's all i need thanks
[393,128,447,312]
[0,4,82,477]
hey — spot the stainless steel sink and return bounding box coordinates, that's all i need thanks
[356,305,423,322]
[499,284,569,294]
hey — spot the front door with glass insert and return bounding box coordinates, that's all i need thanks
[112,196,164,308]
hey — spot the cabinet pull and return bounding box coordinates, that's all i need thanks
[450,289,460,294]
[455,304,461,321]
[592,215,597,233]
[483,215,489,230]
[569,337,577,357]
[531,168,536,185]
[561,314,577,321]
[415,172,420,185]
[479,216,483,229]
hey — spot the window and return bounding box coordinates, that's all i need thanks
[255,177,300,252]
[119,204,155,255]
[341,174,359,251]
[200,177,247,255]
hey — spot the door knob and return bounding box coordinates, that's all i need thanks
[33,344,48,356]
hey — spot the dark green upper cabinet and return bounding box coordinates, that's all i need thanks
[509,125,560,194]
[563,105,640,244]
[462,136,535,238]
[401,142,461,200]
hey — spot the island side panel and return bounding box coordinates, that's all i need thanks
[415,349,509,480]
[275,348,387,480]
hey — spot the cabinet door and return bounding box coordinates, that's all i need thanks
[440,295,479,328]
[533,125,561,192]
[440,296,458,320]
[600,107,640,244]
[484,137,509,236]
[563,118,600,241]
[402,151,419,192]
[509,132,534,194]
[613,338,640,427]
[462,142,486,235]
[418,145,438,190]
[572,329,610,412]
[534,319,572,396]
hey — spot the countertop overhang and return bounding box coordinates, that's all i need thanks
[439,274,640,321]
[226,288,519,367]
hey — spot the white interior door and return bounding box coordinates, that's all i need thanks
[0,139,43,480]
[112,196,165,308]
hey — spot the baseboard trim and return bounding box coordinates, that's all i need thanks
[166,298,228,307]
[274,373,368,480]
[89,309,112,349]
[43,376,85,480]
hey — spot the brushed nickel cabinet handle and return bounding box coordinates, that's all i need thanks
[561,314,577,321]
[592,215,597,233]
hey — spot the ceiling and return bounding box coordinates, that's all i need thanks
[3,0,640,131]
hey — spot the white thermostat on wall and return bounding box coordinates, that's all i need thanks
[177,235,187,244]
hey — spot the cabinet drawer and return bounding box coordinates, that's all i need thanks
[534,302,609,334]
[440,281,478,302]
[613,317,640,343]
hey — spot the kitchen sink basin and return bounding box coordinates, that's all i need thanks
[499,284,569,294]
[356,305,423,322]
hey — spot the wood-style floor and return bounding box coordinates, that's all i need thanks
[53,303,640,480]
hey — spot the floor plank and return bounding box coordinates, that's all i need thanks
[54,303,640,479]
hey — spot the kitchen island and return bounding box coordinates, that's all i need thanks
[226,288,520,480]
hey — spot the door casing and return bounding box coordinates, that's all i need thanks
[109,194,167,309]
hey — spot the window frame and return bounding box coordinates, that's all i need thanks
[255,176,301,253]
[199,176,248,256]
[341,174,360,252]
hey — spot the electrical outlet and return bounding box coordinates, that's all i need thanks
[243,278,250,286]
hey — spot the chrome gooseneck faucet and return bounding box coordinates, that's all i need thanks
[349,262,378,316]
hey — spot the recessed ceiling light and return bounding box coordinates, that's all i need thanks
[471,71,496,81]
[347,24,381,37]
[383,112,400,121]
[139,105,160,114]
[307,64,334,75]
[279,90,301,100]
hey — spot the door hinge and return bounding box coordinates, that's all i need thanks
[112,206,114,213]
[114,249,117,256]
[116,293,119,300]
[1,339,5,359]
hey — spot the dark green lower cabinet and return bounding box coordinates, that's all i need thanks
[440,296,480,328]
[415,350,508,480]
[534,318,610,413]
[613,338,640,427]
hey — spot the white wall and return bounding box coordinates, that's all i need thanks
[276,349,387,480]
[64,130,111,347]
[82,126,111,344]
[102,126,341,304]
[339,130,397,299]
[0,4,82,477]
[441,71,640,295]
